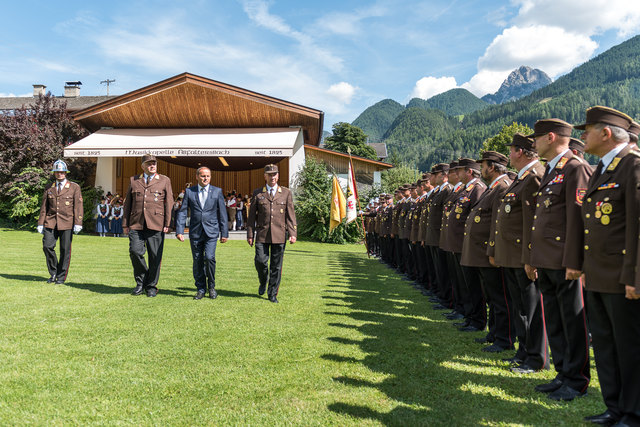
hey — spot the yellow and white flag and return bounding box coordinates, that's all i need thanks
[345,158,358,223]
[329,175,346,233]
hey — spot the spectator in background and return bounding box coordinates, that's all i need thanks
[226,192,237,231]
[236,194,244,230]
[96,197,110,237]
[110,199,124,237]
[243,195,250,229]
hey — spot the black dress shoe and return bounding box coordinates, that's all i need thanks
[194,290,205,300]
[47,276,56,283]
[510,363,540,374]
[459,325,482,332]
[502,356,524,365]
[432,304,449,310]
[54,280,65,285]
[584,410,620,425]
[258,283,266,296]
[534,378,563,393]
[131,286,144,296]
[209,289,218,299]
[146,288,158,297]
[428,297,440,303]
[453,321,469,327]
[474,336,491,344]
[269,296,279,303]
[482,344,513,353]
[548,384,585,401]
[446,313,465,320]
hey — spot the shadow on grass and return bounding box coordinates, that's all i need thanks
[0,273,49,282]
[323,251,571,426]
[64,281,191,297]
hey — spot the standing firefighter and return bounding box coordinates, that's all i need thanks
[37,159,83,285]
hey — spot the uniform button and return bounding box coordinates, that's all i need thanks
[585,229,589,234]
[533,215,537,219]
[584,245,589,250]
[536,203,540,207]
[495,231,498,234]
[587,198,591,202]
[464,232,467,236]
[622,249,626,255]
[555,236,561,241]
[532,226,535,230]
[516,238,520,243]
[528,243,532,249]
[585,213,591,218]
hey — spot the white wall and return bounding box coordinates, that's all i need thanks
[95,157,116,193]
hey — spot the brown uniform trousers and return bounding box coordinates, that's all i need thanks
[530,152,592,392]
[583,145,640,422]
[123,173,174,291]
[38,181,84,282]
[439,183,464,309]
[247,185,297,298]
[461,175,513,347]
[493,161,549,370]
[425,184,453,303]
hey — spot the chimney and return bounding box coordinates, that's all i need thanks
[33,84,46,97]
[64,81,82,97]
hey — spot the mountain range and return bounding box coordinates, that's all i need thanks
[350,35,640,170]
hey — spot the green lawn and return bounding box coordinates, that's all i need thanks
[0,229,603,425]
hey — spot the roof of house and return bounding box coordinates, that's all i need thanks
[0,96,115,112]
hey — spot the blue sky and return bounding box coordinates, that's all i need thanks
[1,0,639,130]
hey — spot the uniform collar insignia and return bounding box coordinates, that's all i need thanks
[465,183,475,191]
[64,183,70,188]
[519,170,531,180]
[262,186,267,192]
[556,157,568,169]
[607,157,621,171]
[278,187,282,193]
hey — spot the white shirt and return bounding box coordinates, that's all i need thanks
[489,174,508,189]
[546,149,571,171]
[198,185,209,206]
[266,184,278,196]
[56,179,67,192]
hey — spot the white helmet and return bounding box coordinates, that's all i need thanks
[51,159,69,173]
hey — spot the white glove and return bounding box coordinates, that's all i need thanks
[37,225,44,234]
[73,225,83,234]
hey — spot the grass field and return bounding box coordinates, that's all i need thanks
[0,229,604,426]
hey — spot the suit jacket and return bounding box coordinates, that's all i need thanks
[583,145,640,293]
[122,173,174,232]
[493,161,544,268]
[439,183,464,251]
[247,185,297,244]
[425,183,453,246]
[175,185,228,241]
[443,179,487,253]
[529,152,592,270]
[38,181,84,230]
[461,174,511,267]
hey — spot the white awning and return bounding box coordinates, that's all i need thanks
[64,127,302,158]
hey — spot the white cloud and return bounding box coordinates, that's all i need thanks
[318,4,387,36]
[461,70,512,98]
[513,0,640,37]
[409,76,458,100]
[327,82,357,104]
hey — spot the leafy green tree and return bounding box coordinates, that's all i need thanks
[381,164,420,194]
[293,157,362,244]
[324,122,377,160]
[481,122,533,157]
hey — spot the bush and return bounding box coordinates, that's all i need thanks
[0,167,49,229]
[293,157,362,244]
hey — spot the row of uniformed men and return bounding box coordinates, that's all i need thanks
[363,106,640,426]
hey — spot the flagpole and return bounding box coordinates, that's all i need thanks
[347,148,369,257]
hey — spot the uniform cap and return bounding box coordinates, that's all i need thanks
[51,159,69,172]
[628,121,640,144]
[574,105,633,130]
[527,118,573,138]
[569,137,585,153]
[506,133,534,150]
[449,160,460,169]
[264,164,279,174]
[458,157,481,171]
[477,150,508,166]
[141,154,157,164]
[431,163,449,173]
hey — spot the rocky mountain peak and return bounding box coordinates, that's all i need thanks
[482,66,552,104]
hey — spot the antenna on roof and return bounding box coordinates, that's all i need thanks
[100,79,116,96]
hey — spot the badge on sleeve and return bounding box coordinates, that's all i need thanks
[576,188,586,206]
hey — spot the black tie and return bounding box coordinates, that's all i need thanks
[146,176,150,185]
[594,160,605,180]
[543,164,551,180]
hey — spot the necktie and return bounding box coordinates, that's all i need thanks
[146,175,150,185]
[200,187,207,206]
[593,160,605,180]
[543,164,551,180]
[58,183,62,194]
[270,188,274,197]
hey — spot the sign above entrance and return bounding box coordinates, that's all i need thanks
[64,127,301,158]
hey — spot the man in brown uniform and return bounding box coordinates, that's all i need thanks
[37,159,84,285]
[123,154,174,297]
[527,119,592,401]
[445,158,487,330]
[425,163,453,308]
[247,164,297,303]
[492,134,549,374]
[576,106,640,426]
[461,151,513,350]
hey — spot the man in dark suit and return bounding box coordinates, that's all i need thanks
[176,167,228,300]
[247,164,297,303]
[123,154,174,297]
[527,119,592,401]
[576,106,640,426]
[37,159,84,285]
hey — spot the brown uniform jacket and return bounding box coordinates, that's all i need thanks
[398,199,412,240]
[382,205,393,236]
[123,174,174,232]
[461,175,511,267]
[425,183,453,246]
[410,194,426,242]
[439,183,464,251]
[583,145,640,293]
[442,179,486,253]
[247,185,297,244]
[417,191,433,242]
[390,201,401,236]
[38,181,84,230]
[492,161,544,268]
[529,152,592,270]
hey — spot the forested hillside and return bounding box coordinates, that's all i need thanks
[351,99,404,142]
[406,88,488,116]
